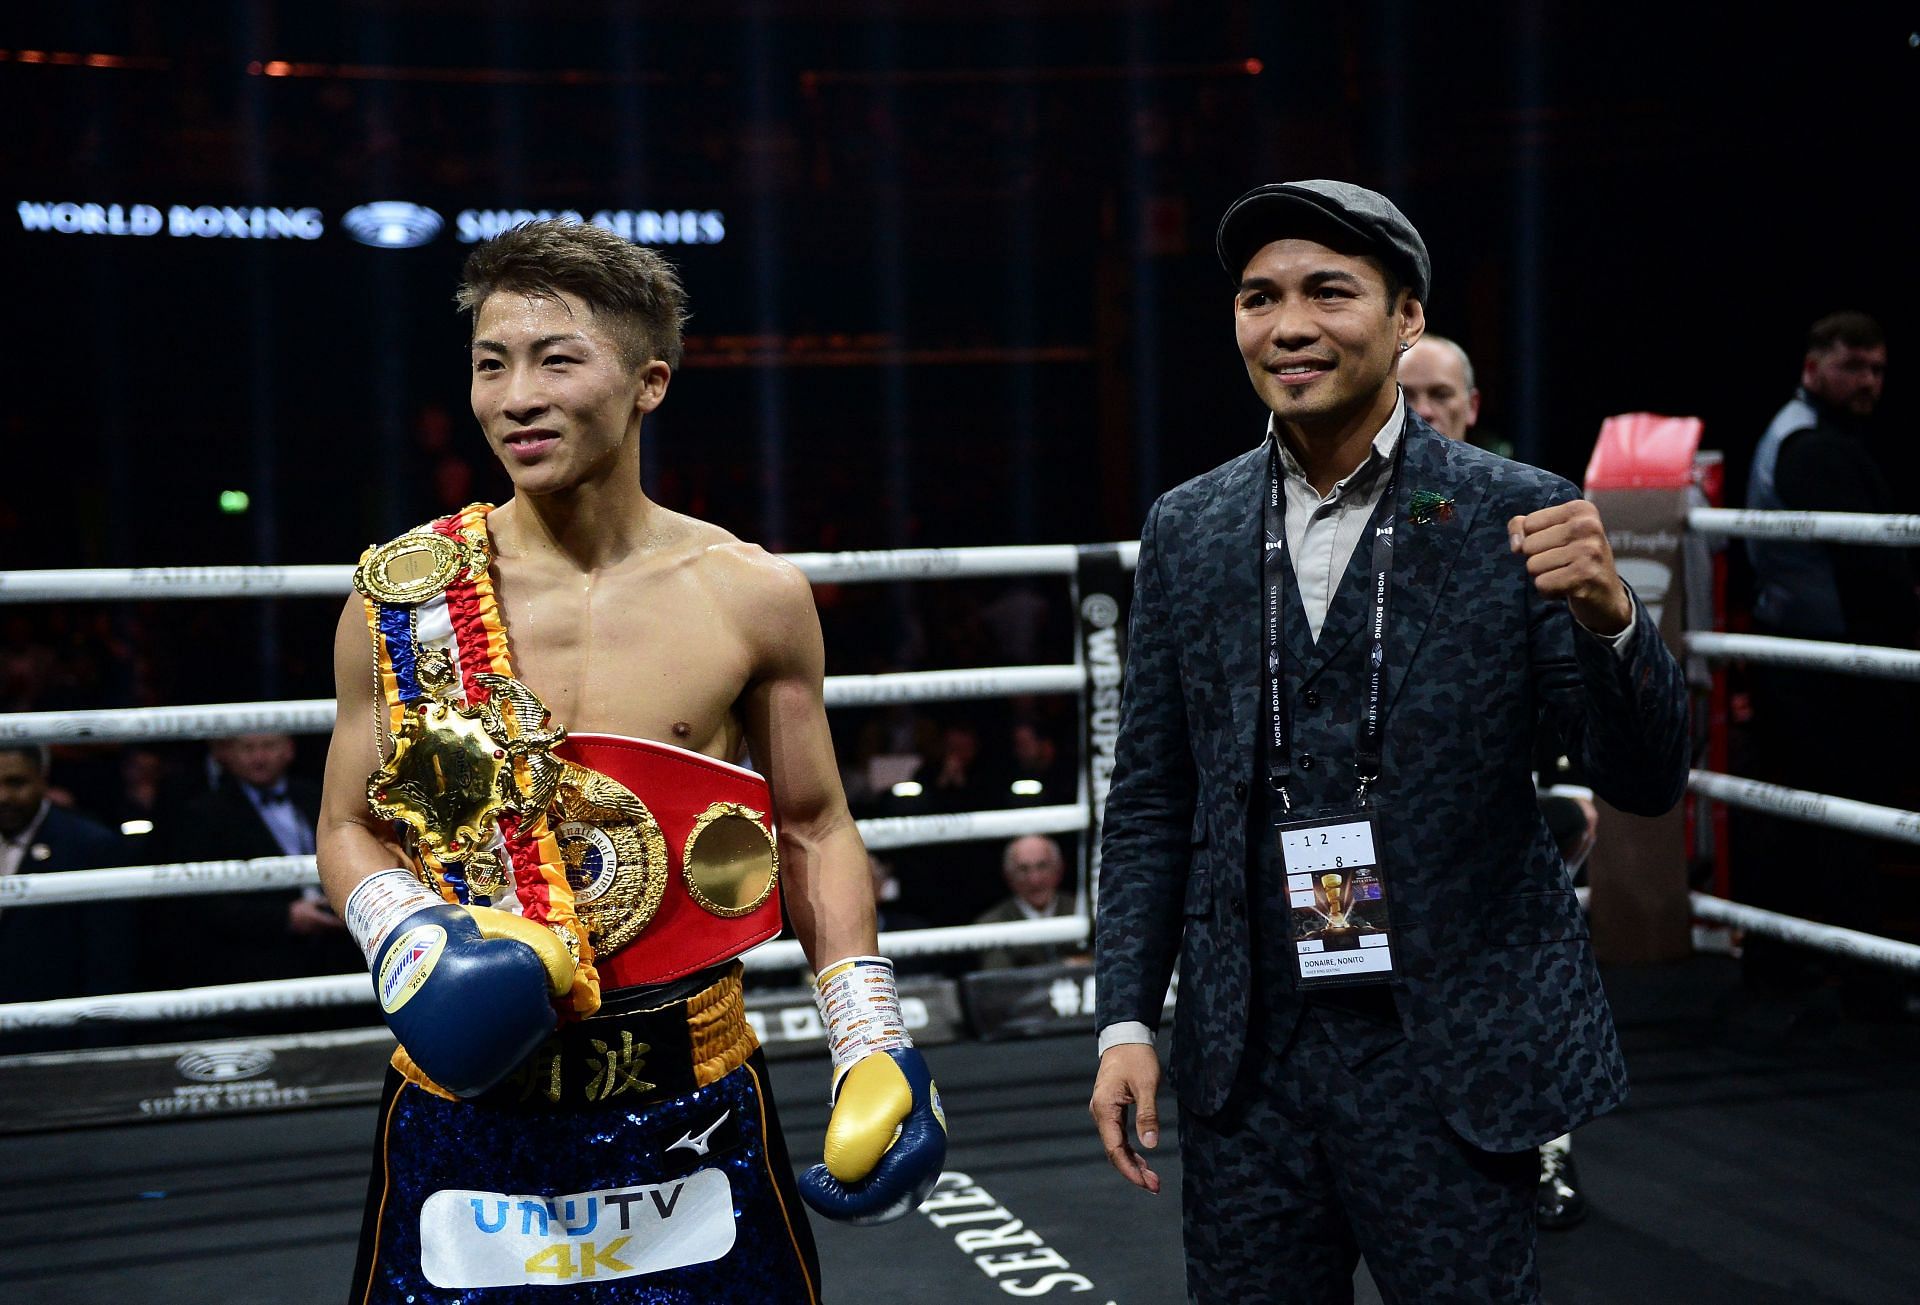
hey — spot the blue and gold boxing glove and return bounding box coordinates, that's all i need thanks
[800,956,948,1224]
[344,868,576,1098]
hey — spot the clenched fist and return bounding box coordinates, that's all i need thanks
[1507,499,1632,636]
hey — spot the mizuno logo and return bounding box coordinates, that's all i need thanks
[668,1111,730,1157]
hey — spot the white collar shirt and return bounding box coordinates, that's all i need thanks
[1270,391,1406,642]
[0,799,52,921]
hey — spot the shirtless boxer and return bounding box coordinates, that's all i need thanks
[318,219,944,1303]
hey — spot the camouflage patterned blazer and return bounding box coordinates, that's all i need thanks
[1094,412,1689,1152]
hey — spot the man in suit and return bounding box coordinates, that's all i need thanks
[1088,181,1688,1302]
[0,746,135,1046]
[162,732,355,986]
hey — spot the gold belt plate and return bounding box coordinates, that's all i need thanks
[353,530,486,607]
[683,802,779,918]
[366,651,565,898]
[550,763,669,956]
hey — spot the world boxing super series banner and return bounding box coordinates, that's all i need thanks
[1075,545,1132,913]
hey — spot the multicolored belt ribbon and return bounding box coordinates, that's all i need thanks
[355,502,602,1020]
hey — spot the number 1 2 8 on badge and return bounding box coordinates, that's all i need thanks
[1281,819,1377,874]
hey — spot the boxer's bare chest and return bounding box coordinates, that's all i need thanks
[488,550,754,763]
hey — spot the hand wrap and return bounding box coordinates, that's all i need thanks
[798,956,947,1224]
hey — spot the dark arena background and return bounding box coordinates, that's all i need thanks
[3,4,1919,1303]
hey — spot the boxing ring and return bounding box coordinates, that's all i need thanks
[3,500,1920,1303]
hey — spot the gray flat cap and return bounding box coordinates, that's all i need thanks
[1215,180,1430,303]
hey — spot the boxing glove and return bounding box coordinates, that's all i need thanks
[799,956,947,1224]
[344,868,575,1098]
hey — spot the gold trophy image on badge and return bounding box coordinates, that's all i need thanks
[1318,871,1354,932]
[365,648,567,902]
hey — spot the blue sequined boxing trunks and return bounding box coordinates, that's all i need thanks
[349,965,820,1303]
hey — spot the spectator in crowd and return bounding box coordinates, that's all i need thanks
[156,733,354,986]
[0,746,135,1020]
[104,747,173,846]
[973,835,1083,970]
[1007,720,1075,807]
[979,583,1053,664]
[1398,334,1481,444]
[1742,311,1915,1004]
[925,720,987,809]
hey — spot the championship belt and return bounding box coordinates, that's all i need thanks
[552,734,783,992]
[355,505,786,1009]
[355,504,601,1017]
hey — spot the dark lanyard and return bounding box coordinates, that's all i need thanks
[1262,429,1404,811]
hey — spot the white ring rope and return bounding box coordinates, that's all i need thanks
[1684,632,1920,681]
[0,668,1085,747]
[1688,769,1920,846]
[0,974,373,1031]
[856,804,1086,852]
[822,665,1087,706]
[1689,893,1920,973]
[1689,506,1920,546]
[0,565,355,602]
[0,542,1143,603]
[0,699,336,746]
[0,917,1088,1031]
[0,805,1091,907]
[0,666,1090,746]
[743,916,1089,973]
[0,855,318,907]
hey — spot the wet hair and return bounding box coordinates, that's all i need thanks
[1806,311,1884,355]
[455,219,689,370]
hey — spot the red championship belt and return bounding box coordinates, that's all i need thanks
[551,734,784,992]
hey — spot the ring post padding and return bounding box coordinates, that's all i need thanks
[1074,542,1133,923]
[1583,412,1702,964]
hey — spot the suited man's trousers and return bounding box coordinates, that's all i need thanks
[1177,1006,1540,1304]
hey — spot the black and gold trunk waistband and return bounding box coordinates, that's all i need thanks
[394,963,758,1109]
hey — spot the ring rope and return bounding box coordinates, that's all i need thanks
[1688,769,1920,846]
[1684,631,1920,680]
[0,541,1144,604]
[0,855,317,907]
[1689,892,1920,973]
[0,804,1091,907]
[0,665,1089,747]
[1688,506,1920,546]
[0,917,1090,1032]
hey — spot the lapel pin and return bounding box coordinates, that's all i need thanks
[1407,490,1455,525]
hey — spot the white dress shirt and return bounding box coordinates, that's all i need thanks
[0,799,52,924]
